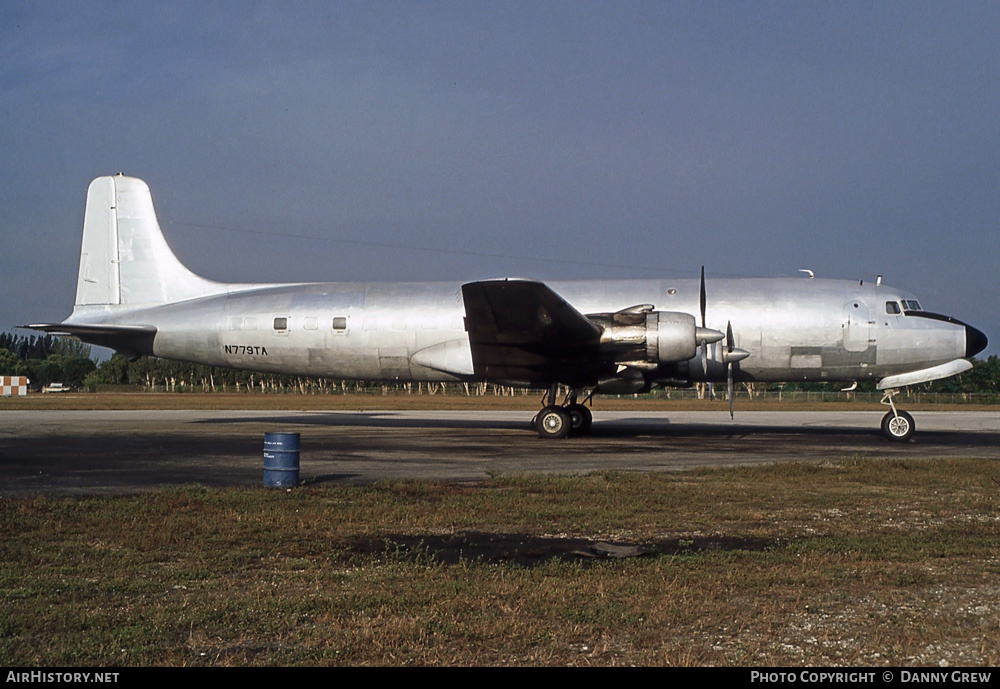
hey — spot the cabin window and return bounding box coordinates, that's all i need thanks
[303,317,318,330]
[332,316,348,331]
[273,317,288,332]
[885,301,901,315]
[243,317,257,331]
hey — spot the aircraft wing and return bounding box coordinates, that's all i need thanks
[461,279,603,386]
[22,323,157,360]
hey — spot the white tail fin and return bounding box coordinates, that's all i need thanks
[75,175,225,308]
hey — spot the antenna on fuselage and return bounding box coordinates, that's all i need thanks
[799,269,814,279]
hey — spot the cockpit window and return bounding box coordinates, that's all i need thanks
[886,301,901,315]
[902,300,922,311]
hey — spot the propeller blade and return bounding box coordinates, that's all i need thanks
[726,320,736,419]
[727,364,734,419]
[700,266,708,377]
[699,266,707,328]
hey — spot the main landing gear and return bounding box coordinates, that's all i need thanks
[879,388,915,441]
[532,385,593,439]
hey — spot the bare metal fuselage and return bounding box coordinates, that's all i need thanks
[71,276,969,388]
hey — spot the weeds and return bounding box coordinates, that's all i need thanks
[1,458,998,666]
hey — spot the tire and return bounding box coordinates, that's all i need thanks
[536,405,571,439]
[881,410,915,441]
[566,403,593,436]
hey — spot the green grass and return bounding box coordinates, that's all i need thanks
[2,459,999,666]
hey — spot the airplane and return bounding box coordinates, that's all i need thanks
[26,174,988,441]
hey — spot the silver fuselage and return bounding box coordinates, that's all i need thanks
[69,276,970,386]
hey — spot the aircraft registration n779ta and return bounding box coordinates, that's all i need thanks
[27,175,987,441]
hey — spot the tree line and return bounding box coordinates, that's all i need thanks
[0,333,96,388]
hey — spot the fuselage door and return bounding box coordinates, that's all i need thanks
[843,300,870,352]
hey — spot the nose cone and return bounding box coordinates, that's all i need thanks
[966,324,988,358]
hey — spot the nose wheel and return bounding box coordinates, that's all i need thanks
[881,409,915,441]
[879,389,915,441]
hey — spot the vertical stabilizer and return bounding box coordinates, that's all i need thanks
[74,175,225,308]
[76,177,120,305]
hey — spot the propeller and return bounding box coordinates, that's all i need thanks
[726,321,737,418]
[699,266,708,379]
[698,266,745,409]
[722,320,750,419]
[699,266,717,399]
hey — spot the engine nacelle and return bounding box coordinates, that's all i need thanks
[646,311,700,362]
[593,368,649,394]
[590,307,724,364]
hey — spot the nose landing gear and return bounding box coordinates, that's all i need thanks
[880,388,915,441]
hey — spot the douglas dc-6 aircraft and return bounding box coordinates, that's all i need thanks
[27,175,988,440]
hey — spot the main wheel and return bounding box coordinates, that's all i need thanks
[881,410,915,441]
[566,403,593,436]
[536,405,571,439]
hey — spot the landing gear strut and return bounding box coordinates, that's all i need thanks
[533,385,593,439]
[879,388,915,441]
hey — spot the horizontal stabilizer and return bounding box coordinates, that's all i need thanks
[23,323,157,360]
[876,358,973,390]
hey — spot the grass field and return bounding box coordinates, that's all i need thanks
[3,392,997,665]
[3,458,999,666]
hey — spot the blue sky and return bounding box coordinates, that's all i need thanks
[2,1,997,355]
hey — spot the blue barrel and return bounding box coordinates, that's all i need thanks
[263,432,300,488]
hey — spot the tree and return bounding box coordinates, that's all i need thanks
[61,357,96,386]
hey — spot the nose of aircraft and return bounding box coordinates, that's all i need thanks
[966,324,988,358]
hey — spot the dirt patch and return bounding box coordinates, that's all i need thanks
[346,531,776,567]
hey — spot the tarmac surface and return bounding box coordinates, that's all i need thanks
[1,409,998,496]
